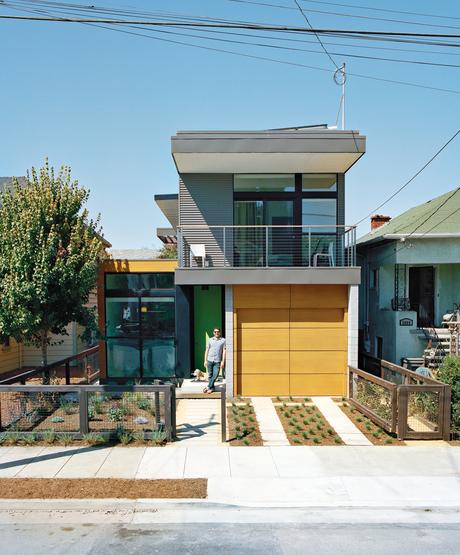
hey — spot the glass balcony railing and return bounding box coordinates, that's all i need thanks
[177,225,356,268]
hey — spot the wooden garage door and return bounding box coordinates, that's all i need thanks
[234,285,348,396]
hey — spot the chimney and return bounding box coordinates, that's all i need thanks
[371,214,391,231]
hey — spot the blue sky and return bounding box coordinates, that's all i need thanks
[1,0,459,247]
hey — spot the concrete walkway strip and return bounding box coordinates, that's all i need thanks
[312,396,373,446]
[251,397,290,446]
[175,399,223,446]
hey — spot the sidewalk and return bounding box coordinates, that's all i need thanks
[1,445,459,507]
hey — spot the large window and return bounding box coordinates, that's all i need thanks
[234,174,295,192]
[233,173,339,266]
[104,273,175,380]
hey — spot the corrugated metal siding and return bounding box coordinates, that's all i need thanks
[0,339,21,375]
[337,173,345,226]
[179,174,233,267]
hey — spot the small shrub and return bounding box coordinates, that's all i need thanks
[151,430,168,445]
[327,428,334,435]
[248,416,255,423]
[243,439,250,446]
[22,434,37,445]
[304,397,311,402]
[365,423,372,431]
[276,396,282,402]
[42,430,56,444]
[118,432,133,445]
[133,431,146,443]
[321,432,327,438]
[60,433,74,446]
[384,438,393,445]
[302,431,309,439]
[290,430,298,436]
[235,425,241,432]
[51,416,65,424]
[309,428,316,435]
[372,431,381,438]
[303,419,309,426]
[107,405,124,422]
[136,397,152,411]
[334,437,342,444]
[83,432,106,445]
[1,432,21,445]
[60,400,77,415]
[88,405,95,421]
[356,417,363,423]
[293,438,301,444]
[313,437,321,444]
[295,425,302,432]
[289,396,294,402]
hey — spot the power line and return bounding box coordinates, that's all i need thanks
[301,0,460,22]
[4,5,460,93]
[2,14,460,39]
[228,0,460,31]
[355,129,460,226]
[292,0,339,69]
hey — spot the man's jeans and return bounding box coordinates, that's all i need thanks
[207,361,220,390]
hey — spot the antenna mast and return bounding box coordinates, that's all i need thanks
[334,63,346,130]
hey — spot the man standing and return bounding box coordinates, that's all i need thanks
[203,327,226,393]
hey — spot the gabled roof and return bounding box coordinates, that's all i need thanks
[358,187,460,246]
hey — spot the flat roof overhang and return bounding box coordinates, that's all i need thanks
[172,129,365,174]
[175,267,361,286]
[154,194,178,229]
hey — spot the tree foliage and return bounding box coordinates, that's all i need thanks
[0,161,104,365]
[437,355,460,438]
[157,243,177,259]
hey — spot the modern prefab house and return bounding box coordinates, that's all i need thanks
[99,127,366,397]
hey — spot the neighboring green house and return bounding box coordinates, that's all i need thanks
[357,188,460,366]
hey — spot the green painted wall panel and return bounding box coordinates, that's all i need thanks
[193,286,223,371]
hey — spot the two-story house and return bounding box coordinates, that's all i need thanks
[98,126,366,396]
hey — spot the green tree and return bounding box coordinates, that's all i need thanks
[0,161,104,376]
[437,355,460,439]
[157,243,177,259]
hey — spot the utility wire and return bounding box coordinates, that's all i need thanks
[5,4,460,94]
[355,129,460,226]
[228,0,460,31]
[3,14,460,39]
[301,0,460,22]
[292,0,339,69]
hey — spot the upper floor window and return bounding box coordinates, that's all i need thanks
[234,174,295,192]
[302,174,337,192]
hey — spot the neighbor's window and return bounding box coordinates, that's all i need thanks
[234,174,295,192]
[302,174,337,192]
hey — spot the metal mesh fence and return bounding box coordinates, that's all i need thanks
[382,366,404,385]
[87,391,165,434]
[0,391,80,433]
[350,373,393,428]
[407,390,440,433]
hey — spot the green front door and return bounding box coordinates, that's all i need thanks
[193,286,223,371]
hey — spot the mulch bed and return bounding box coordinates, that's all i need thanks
[227,398,263,446]
[337,401,404,445]
[273,398,343,445]
[0,478,207,499]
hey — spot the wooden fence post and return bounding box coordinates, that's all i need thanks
[79,389,89,435]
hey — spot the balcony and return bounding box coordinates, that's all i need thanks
[176,225,358,285]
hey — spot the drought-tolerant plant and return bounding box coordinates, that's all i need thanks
[313,437,321,445]
[136,397,152,411]
[88,405,95,421]
[151,430,167,445]
[327,428,334,435]
[61,433,74,446]
[321,432,327,439]
[91,397,104,414]
[437,355,460,438]
[51,416,65,424]
[42,429,56,444]
[23,433,37,445]
[356,417,363,423]
[303,419,309,426]
[243,438,250,446]
[372,431,381,438]
[60,400,77,415]
[334,437,342,444]
[107,404,124,422]
[309,428,316,435]
[302,431,309,439]
[1,432,21,445]
[83,432,106,445]
[133,431,146,443]
[384,438,393,445]
[293,438,301,444]
[118,431,132,445]
[248,416,255,423]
